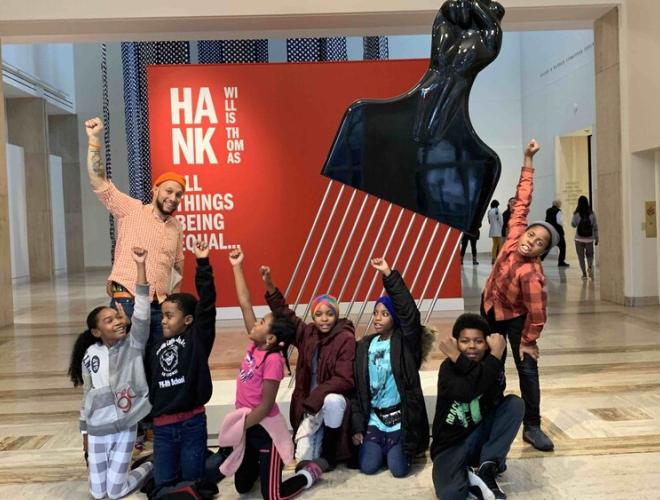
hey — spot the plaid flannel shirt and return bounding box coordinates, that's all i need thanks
[482,167,547,345]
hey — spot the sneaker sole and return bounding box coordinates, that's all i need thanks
[468,470,496,500]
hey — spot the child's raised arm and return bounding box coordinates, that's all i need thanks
[372,257,422,339]
[192,240,217,352]
[506,139,540,242]
[129,247,151,350]
[229,248,257,334]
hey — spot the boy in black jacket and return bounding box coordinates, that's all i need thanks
[149,240,217,491]
[431,314,523,500]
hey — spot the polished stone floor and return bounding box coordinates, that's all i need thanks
[0,256,659,499]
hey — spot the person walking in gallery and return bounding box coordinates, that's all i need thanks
[262,268,356,471]
[571,195,599,280]
[350,258,431,479]
[501,197,515,239]
[481,139,559,453]
[460,229,480,266]
[540,200,569,267]
[68,247,154,499]
[487,200,504,264]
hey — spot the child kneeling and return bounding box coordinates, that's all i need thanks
[431,314,523,500]
[211,249,327,499]
[149,241,217,492]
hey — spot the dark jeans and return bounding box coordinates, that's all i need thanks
[575,241,595,275]
[153,412,208,489]
[235,425,308,499]
[541,233,567,263]
[481,301,542,427]
[460,234,478,260]
[358,426,411,478]
[432,395,524,500]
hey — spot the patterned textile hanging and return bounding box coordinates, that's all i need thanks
[120,42,190,203]
[198,40,269,64]
[363,36,390,60]
[286,37,348,62]
[100,43,117,261]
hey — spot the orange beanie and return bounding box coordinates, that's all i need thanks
[154,172,186,190]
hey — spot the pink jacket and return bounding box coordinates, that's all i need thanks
[218,407,294,476]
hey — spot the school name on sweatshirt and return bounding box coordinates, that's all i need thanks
[158,376,186,389]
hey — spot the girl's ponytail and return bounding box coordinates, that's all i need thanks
[67,306,108,387]
[266,312,297,376]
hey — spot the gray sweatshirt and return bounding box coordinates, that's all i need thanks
[79,283,152,436]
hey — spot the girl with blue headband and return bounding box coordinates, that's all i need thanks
[350,257,431,478]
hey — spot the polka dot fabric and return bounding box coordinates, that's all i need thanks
[121,41,190,204]
[198,40,269,64]
[286,37,348,62]
[101,43,117,260]
[363,36,389,60]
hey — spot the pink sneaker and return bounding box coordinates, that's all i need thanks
[295,458,329,488]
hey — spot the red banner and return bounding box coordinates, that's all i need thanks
[147,60,461,310]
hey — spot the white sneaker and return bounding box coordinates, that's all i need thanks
[467,469,496,500]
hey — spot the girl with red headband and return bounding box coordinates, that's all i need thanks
[262,268,356,471]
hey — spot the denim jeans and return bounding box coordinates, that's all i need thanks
[153,412,208,489]
[481,301,542,427]
[358,426,411,478]
[432,395,524,500]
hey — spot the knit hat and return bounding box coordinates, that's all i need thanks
[310,294,339,317]
[374,296,400,328]
[527,221,559,250]
[154,172,187,190]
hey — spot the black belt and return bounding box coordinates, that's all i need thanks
[374,403,402,427]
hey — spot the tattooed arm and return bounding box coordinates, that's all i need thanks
[84,117,107,190]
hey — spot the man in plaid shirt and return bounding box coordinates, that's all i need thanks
[481,139,559,452]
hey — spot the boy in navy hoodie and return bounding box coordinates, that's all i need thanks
[149,240,216,491]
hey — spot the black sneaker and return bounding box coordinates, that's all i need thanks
[467,469,495,500]
[523,425,555,451]
[558,261,570,267]
[476,461,506,499]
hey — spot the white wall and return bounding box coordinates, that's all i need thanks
[48,154,67,273]
[5,144,29,280]
[625,151,658,300]
[520,30,596,223]
[2,43,76,108]
[74,42,130,268]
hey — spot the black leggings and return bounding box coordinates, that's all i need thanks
[235,425,308,500]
